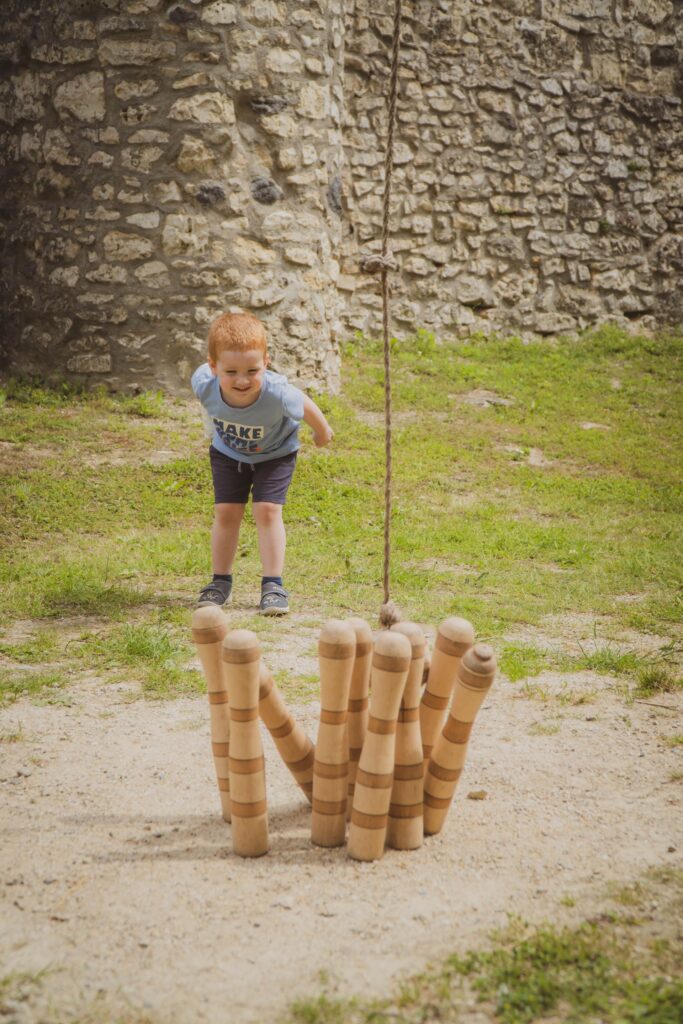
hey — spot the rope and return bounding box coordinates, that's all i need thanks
[361,0,403,629]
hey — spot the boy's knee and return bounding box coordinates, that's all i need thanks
[253,501,283,525]
[214,502,245,525]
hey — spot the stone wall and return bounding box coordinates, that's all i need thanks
[0,0,682,393]
[341,0,683,340]
[0,0,345,392]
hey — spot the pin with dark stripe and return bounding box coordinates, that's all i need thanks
[223,629,268,857]
[259,663,314,803]
[419,617,474,772]
[191,605,231,822]
[311,619,356,847]
[345,617,373,818]
[424,643,496,836]
[387,621,426,850]
[348,630,411,862]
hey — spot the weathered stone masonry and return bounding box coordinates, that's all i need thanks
[342,0,683,341]
[0,0,681,393]
[0,0,345,391]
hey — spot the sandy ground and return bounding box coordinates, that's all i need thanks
[1,648,682,1023]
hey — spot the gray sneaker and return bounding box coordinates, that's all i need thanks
[197,579,233,608]
[259,582,289,615]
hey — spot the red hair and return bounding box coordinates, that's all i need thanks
[208,312,267,361]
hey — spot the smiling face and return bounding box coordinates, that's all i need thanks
[209,348,269,407]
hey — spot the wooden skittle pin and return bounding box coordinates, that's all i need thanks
[223,629,268,858]
[259,663,314,803]
[424,643,496,836]
[347,630,411,862]
[419,617,474,772]
[345,617,373,819]
[386,621,426,850]
[191,605,231,822]
[311,619,356,847]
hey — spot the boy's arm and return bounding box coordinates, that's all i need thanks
[191,362,215,402]
[302,394,334,447]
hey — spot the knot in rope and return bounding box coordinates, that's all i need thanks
[379,600,402,629]
[359,252,398,274]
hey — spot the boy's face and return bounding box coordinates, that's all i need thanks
[209,349,268,407]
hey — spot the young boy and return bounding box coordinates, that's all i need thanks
[191,310,333,615]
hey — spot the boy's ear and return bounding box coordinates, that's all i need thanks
[207,357,217,375]
[263,352,270,368]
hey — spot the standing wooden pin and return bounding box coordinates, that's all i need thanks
[419,617,474,772]
[386,621,426,850]
[424,643,496,836]
[345,617,373,819]
[348,630,411,862]
[191,605,231,822]
[223,629,268,858]
[311,619,356,847]
[259,663,315,803]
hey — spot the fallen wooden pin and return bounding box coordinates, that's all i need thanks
[191,609,496,860]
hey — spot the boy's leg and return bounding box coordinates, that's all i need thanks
[199,446,252,607]
[212,502,246,574]
[252,502,286,577]
[251,452,297,614]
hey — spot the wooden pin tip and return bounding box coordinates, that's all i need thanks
[463,643,497,673]
[374,629,412,660]
[439,616,475,645]
[391,620,426,651]
[345,617,373,644]
[319,618,356,646]
[191,605,227,631]
[223,628,259,651]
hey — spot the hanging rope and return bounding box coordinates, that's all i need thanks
[360,0,403,628]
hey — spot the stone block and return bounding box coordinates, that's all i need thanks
[162,214,209,256]
[284,246,317,266]
[265,48,304,74]
[66,353,112,373]
[176,136,217,174]
[98,40,176,66]
[134,261,171,288]
[126,212,160,228]
[297,82,329,119]
[104,231,155,262]
[122,146,164,172]
[201,1,237,24]
[232,237,277,266]
[250,284,286,307]
[54,71,105,122]
[169,92,235,125]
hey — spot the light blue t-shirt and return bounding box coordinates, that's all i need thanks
[191,363,304,464]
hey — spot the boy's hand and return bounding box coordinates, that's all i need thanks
[313,426,334,447]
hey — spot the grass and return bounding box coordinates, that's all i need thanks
[282,868,683,1024]
[0,326,681,701]
[0,668,69,704]
[70,614,205,699]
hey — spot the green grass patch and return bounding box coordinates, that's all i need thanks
[282,869,683,1024]
[1,328,681,700]
[0,630,59,664]
[636,665,683,699]
[0,668,68,705]
[71,616,204,700]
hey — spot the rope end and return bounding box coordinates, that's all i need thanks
[379,600,402,629]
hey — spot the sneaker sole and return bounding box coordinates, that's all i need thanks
[259,604,289,616]
[197,591,233,608]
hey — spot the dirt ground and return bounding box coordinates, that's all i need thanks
[1,618,682,1024]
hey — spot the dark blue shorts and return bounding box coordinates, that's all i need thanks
[209,446,297,505]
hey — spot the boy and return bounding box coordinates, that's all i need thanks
[191,310,333,615]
